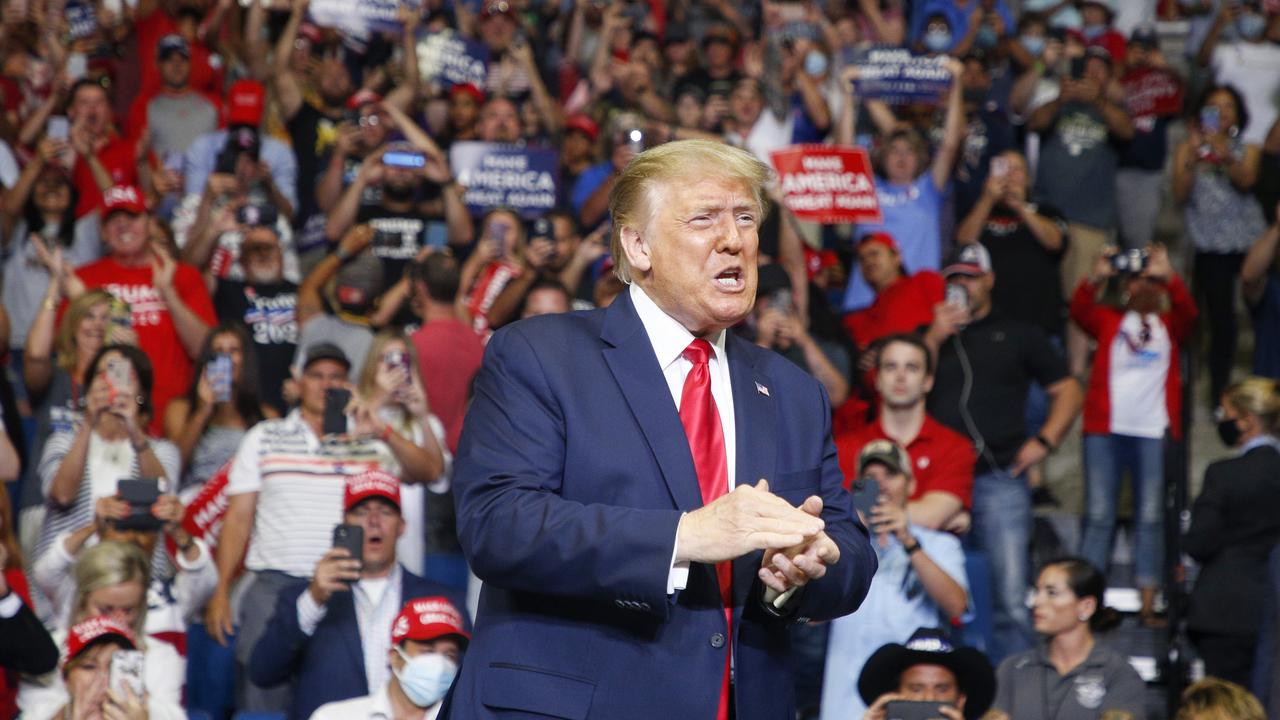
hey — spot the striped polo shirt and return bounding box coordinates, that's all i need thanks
[227,410,382,577]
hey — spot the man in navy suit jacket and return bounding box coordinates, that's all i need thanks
[249,470,469,720]
[445,140,877,719]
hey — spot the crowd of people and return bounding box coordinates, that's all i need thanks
[0,0,1279,718]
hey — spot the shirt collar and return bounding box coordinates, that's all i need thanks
[369,684,393,718]
[1241,434,1280,455]
[629,284,726,370]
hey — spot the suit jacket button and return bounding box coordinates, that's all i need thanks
[710,633,726,649]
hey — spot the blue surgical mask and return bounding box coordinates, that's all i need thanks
[1020,35,1046,57]
[394,648,457,708]
[1237,12,1267,40]
[1081,23,1106,40]
[804,51,828,77]
[924,28,953,53]
[975,24,998,49]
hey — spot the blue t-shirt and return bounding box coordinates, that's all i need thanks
[843,174,947,312]
[1251,274,1280,381]
[571,161,614,214]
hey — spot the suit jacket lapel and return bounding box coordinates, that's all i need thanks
[727,335,777,611]
[331,591,368,689]
[600,291,703,513]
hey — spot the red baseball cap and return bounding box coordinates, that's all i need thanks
[857,232,898,253]
[65,616,136,665]
[298,22,324,45]
[347,89,383,111]
[344,469,401,511]
[227,80,266,127]
[102,185,146,216]
[391,596,470,647]
[804,247,840,280]
[564,114,599,142]
[449,83,486,105]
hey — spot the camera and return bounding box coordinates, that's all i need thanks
[1110,248,1149,274]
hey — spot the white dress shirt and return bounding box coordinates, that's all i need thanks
[297,564,404,693]
[629,284,737,593]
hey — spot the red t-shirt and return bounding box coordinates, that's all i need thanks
[843,271,944,349]
[75,258,217,434]
[134,10,225,102]
[412,318,485,453]
[72,134,140,218]
[835,414,976,509]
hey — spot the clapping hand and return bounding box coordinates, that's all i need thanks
[758,493,841,597]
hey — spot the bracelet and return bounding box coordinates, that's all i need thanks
[904,538,922,555]
[131,438,149,453]
[379,424,393,443]
[1034,434,1055,452]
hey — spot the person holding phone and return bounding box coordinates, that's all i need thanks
[1171,84,1266,408]
[352,331,450,574]
[248,471,468,720]
[163,323,276,495]
[34,345,179,567]
[18,544,188,719]
[750,264,851,408]
[856,627,995,720]
[459,208,528,334]
[821,440,970,720]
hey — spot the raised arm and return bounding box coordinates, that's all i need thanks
[271,0,310,121]
[1243,213,1280,306]
[930,59,965,192]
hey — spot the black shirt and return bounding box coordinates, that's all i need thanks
[285,102,342,247]
[927,311,1070,474]
[213,280,299,414]
[978,202,1070,336]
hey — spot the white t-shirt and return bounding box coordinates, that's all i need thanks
[1212,41,1280,146]
[1107,311,1171,439]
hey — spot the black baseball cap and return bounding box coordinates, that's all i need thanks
[302,342,351,371]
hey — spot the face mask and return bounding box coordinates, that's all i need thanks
[394,648,457,708]
[924,29,953,53]
[1217,418,1244,447]
[1237,12,1267,40]
[1081,23,1106,40]
[1020,35,1046,57]
[804,51,828,77]
[975,24,998,49]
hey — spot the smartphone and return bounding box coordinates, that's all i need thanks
[106,298,131,344]
[322,387,351,436]
[1069,56,1085,80]
[884,700,949,720]
[66,53,88,81]
[332,523,364,568]
[850,477,880,520]
[109,649,145,697]
[769,288,792,314]
[489,220,510,259]
[116,479,163,531]
[945,283,969,309]
[990,155,1008,178]
[625,128,645,154]
[384,349,411,377]
[207,354,233,404]
[47,116,69,141]
[104,357,131,397]
[1200,106,1221,134]
[382,151,426,169]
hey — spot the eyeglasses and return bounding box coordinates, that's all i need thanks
[484,0,510,16]
[358,114,382,128]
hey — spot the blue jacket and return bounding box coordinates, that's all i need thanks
[249,565,468,720]
[441,290,877,719]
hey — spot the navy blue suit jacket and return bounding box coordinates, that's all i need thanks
[443,291,876,719]
[248,566,468,720]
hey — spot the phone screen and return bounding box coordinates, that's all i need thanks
[322,388,351,436]
[207,355,233,403]
[109,650,145,697]
[67,53,88,81]
[47,116,69,141]
[489,220,509,258]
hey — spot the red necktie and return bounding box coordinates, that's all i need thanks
[679,338,732,720]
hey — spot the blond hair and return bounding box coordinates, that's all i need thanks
[1174,678,1265,720]
[607,139,772,284]
[56,290,114,373]
[1223,376,1280,434]
[357,329,424,433]
[72,541,150,643]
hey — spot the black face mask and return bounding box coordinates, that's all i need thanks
[1217,418,1243,447]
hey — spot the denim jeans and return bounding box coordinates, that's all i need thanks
[968,468,1033,663]
[1079,433,1165,587]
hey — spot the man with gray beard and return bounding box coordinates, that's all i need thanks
[212,204,299,414]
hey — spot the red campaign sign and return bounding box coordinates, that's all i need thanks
[1122,68,1183,119]
[771,145,882,225]
[163,459,233,561]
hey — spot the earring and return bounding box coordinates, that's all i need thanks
[136,395,145,405]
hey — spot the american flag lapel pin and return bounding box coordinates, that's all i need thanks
[755,382,770,397]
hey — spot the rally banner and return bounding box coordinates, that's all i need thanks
[67,0,97,40]
[450,142,558,219]
[308,0,403,37]
[416,30,489,89]
[1122,67,1183,118]
[854,49,952,106]
[771,145,882,225]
